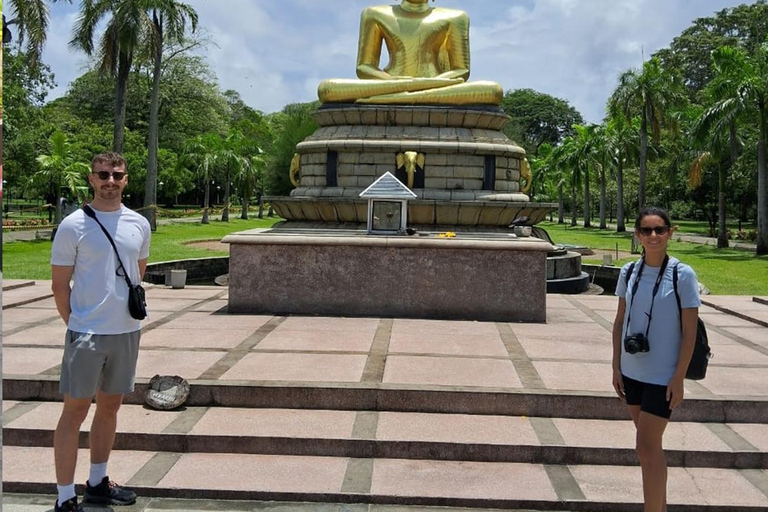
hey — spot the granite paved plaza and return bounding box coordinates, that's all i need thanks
[3,279,768,511]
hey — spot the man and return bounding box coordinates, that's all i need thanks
[50,152,151,512]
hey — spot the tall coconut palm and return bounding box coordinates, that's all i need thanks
[604,115,639,232]
[239,152,265,220]
[70,0,155,154]
[182,134,219,224]
[570,124,600,228]
[609,57,685,210]
[696,44,768,254]
[29,130,90,224]
[143,0,197,231]
[215,133,251,223]
[4,0,70,68]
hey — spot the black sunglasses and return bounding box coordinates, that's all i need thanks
[638,226,670,236]
[93,171,127,181]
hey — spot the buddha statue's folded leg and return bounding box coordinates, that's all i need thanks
[318,78,463,103]
[357,81,504,106]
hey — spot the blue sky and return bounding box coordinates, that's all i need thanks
[36,0,748,123]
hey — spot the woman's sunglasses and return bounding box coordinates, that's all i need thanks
[638,226,670,236]
[93,171,127,181]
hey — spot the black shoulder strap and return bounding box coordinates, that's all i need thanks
[673,263,683,331]
[624,261,637,286]
[83,205,134,287]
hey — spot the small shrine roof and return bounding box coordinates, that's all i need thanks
[359,172,417,199]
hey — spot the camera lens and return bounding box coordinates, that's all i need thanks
[625,339,639,354]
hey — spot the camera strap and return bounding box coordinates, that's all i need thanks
[626,255,670,340]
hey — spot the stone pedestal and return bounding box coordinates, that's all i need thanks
[270,105,556,226]
[224,229,554,323]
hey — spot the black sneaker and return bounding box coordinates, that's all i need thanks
[54,497,83,512]
[83,476,137,506]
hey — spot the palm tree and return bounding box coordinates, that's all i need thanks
[605,115,639,232]
[609,57,685,210]
[182,134,219,224]
[216,133,251,223]
[543,142,571,224]
[239,152,266,220]
[4,0,70,68]
[591,124,610,229]
[144,0,197,231]
[70,0,146,154]
[29,130,90,224]
[696,44,768,254]
[571,124,600,228]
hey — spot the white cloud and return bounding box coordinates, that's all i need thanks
[40,0,746,121]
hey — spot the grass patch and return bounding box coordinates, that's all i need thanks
[3,217,282,280]
[540,221,768,295]
[5,218,766,295]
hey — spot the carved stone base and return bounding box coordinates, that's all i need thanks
[274,104,555,227]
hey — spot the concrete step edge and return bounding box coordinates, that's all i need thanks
[5,377,768,422]
[3,481,766,512]
[4,427,768,469]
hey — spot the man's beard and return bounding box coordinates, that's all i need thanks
[97,186,121,200]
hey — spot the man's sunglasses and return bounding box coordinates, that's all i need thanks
[93,171,127,181]
[638,226,670,236]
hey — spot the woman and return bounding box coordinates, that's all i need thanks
[612,206,701,512]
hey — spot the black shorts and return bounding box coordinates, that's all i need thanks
[622,374,672,419]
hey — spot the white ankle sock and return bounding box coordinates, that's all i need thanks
[57,483,76,506]
[88,462,108,487]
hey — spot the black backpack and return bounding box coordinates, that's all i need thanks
[624,261,712,380]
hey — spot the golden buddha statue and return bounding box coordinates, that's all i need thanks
[317,0,503,106]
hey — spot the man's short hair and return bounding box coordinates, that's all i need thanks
[92,152,127,172]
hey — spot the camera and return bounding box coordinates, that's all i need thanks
[624,333,650,354]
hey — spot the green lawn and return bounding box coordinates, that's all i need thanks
[4,218,766,295]
[539,221,768,295]
[2,217,282,280]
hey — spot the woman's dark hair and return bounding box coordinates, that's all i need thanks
[634,206,672,229]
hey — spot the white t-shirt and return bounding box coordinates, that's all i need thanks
[615,256,701,385]
[51,205,151,334]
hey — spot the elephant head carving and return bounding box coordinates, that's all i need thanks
[396,151,425,189]
[289,153,301,187]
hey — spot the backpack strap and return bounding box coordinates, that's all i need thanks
[624,261,637,287]
[673,263,683,331]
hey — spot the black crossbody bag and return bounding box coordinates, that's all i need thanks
[83,205,148,320]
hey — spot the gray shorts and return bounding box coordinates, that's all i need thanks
[60,329,141,399]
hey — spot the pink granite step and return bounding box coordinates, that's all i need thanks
[4,447,768,510]
[4,402,768,469]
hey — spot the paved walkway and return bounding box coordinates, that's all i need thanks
[3,280,768,510]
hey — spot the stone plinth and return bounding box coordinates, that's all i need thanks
[270,104,556,227]
[224,229,553,322]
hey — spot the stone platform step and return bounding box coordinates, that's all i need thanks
[5,377,768,423]
[0,494,597,512]
[4,447,768,511]
[4,402,768,469]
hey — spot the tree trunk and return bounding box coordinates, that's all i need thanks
[113,51,132,154]
[583,165,591,228]
[202,180,210,224]
[222,163,230,222]
[241,194,249,220]
[717,162,729,249]
[616,155,626,232]
[757,108,768,255]
[638,108,648,210]
[557,185,564,224]
[571,184,577,226]
[143,13,163,232]
[599,162,607,229]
